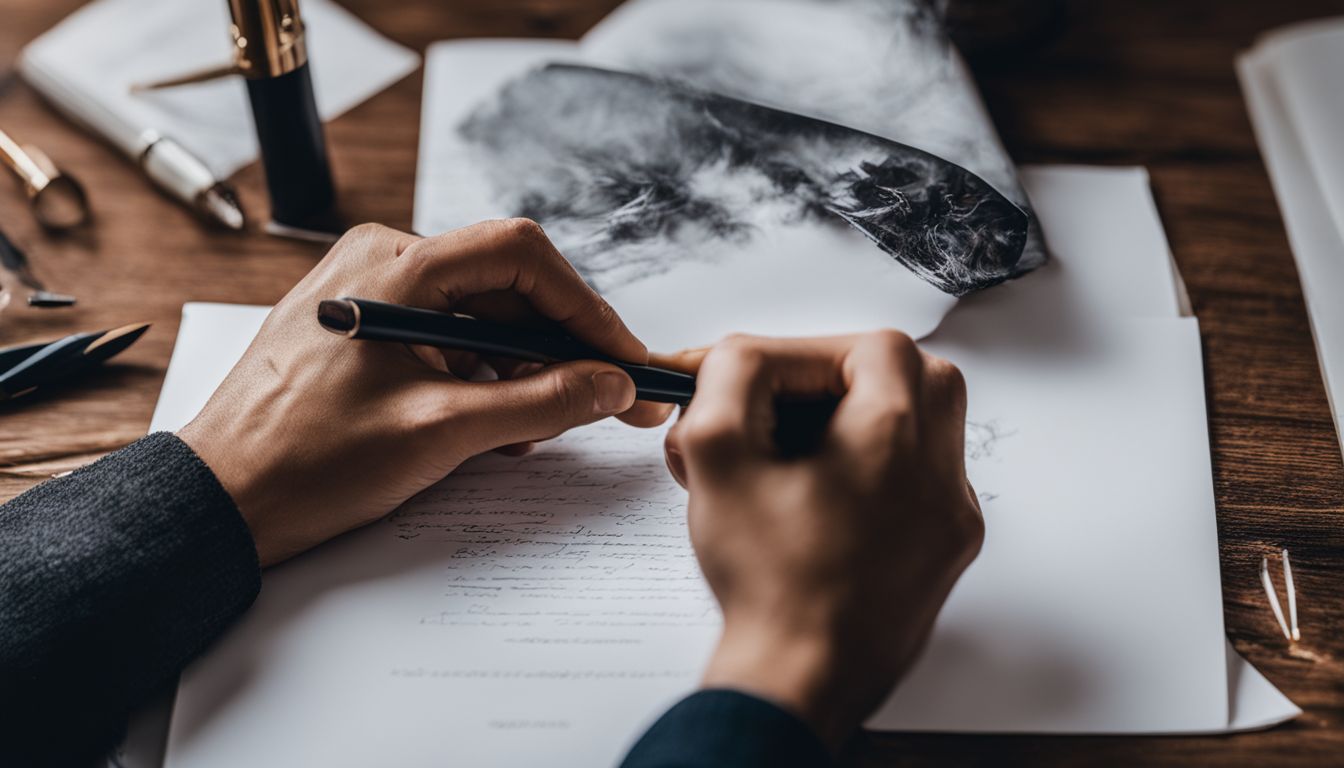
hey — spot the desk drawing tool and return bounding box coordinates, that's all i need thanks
[0,323,148,401]
[138,0,337,239]
[318,297,696,405]
[229,0,338,237]
[0,127,88,230]
[19,61,243,230]
[0,226,75,308]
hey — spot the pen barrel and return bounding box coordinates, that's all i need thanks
[142,137,217,202]
[245,62,335,228]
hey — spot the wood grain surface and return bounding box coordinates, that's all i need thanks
[2,1,1343,764]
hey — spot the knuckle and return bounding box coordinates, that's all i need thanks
[545,370,584,416]
[592,297,620,329]
[927,357,967,402]
[346,221,389,240]
[680,412,745,459]
[875,329,923,371]
[872,407,919,455]
[499,217,549,247]
[716,333,757,352]
[951,501,986,557]
[708,334,767,371]
[344,222,395,251]
[329,222,390,262]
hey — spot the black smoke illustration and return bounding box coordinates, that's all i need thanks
[458,64,1031,297]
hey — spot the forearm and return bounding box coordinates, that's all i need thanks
[0,433,261,766]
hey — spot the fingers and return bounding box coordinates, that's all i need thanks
[667,335,853,480]
[650,347,710,375]
[490,357,673,429]
[619,400,677,428]
[396,219,648,364]
[829,330,925,454]
[920,355,969,470]
[431,360,638,453]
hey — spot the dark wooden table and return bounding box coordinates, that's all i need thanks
[3,1,1343,764]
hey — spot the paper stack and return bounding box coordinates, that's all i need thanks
[1239,19,1344,462]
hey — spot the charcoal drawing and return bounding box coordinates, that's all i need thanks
[457,65,1029,297]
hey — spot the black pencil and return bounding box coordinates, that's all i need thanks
[317,297,696,405]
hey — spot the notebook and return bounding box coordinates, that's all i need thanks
[1239,18,1344,462]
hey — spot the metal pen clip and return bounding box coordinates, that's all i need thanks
[131,0,310,90]
[0,128,90,231]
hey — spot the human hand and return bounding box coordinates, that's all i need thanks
[661,333,983,749]
[179,220,671,567]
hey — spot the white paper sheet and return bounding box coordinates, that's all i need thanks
[155,313,1226,768]
[120,166,1291,768]
[1239,25,1344,462]
[1253,20,1344,254]
[157,169,1237,767]
[579,0,1046,272]
[414,40,958,349]
[1016,167,1298,733]
[21,0,420,178]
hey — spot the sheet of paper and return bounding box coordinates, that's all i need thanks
[1239,30,1344,461]
[1253,20,1344,252]
[1015,166,1297,732]
[1014,166,1181,319]
[579,0,1046,274]
[155,309,1228,768]
[21,0,420,178]
[414,40,959,348]
[125,165,1290,768]
[1220,641,1301,733]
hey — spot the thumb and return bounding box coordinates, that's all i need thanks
[451,360,637,451]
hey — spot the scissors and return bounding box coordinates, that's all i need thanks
[0,323,149,401]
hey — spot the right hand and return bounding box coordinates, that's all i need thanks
[661,332,983,749]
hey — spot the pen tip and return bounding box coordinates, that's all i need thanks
[202,184,245,230]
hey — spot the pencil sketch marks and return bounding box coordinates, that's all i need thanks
[456,64,1030,297]
[966,419,1016,462]
[966,419,1014,504]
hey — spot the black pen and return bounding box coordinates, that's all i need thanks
[0,323,149,401]
[317,297,697,405]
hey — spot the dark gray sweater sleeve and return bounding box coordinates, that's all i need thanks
[620,690,832,768]
[0,432,261,768]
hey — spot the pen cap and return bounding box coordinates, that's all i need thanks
[228,0,336,230]
[227,0,308,79]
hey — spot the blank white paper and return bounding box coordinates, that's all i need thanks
[1239,27,1344,462]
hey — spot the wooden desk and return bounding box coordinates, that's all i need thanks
[2,1,1342,764]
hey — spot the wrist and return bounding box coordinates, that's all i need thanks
[702,621,862,750]
[178,417,285,566]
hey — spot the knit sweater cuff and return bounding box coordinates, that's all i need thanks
[0,432,261,729]
[620,689,833,768]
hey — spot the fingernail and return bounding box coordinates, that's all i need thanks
[593,370,635,415]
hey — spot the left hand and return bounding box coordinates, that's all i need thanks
[179,220,672,566]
